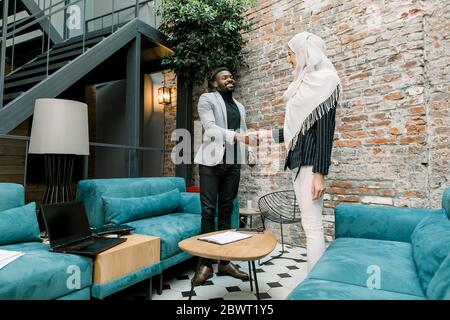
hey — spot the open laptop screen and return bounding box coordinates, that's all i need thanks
[41,201,92,248]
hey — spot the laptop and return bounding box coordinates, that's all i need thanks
[41,201,126,257]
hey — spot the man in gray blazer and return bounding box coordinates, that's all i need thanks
[192,67,255,285]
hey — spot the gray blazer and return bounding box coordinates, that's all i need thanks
[194,91,249,166]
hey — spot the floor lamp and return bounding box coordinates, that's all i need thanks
[28,98,90,229]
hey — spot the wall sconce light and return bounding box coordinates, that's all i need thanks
[158,73,172,105]
[158,86,171,105]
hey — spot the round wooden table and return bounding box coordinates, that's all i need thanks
[179,230,277,300]
[239,208,265,229]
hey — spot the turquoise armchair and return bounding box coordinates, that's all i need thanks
[288,187,450,300]
[0,184,92,300]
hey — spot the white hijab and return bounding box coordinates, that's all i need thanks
[283,32,341,151]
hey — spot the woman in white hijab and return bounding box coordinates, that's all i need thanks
[262,32,341,272]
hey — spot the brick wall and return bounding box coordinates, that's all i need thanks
[423,1,450,207]
[163,71,178,177]
[187,0,449,246]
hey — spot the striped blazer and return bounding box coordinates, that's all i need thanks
[274,87,340,178]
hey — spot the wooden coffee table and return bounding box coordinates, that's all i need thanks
[179,230,277,300]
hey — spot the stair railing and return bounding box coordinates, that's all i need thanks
[84,0,154,34]
[1,0,70,37]
[0,0,85,107]
[0,0,9,106]
[1,0,159,108]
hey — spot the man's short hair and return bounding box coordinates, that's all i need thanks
[210,67,230,85]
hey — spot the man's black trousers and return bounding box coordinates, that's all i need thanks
[199,164,241,234]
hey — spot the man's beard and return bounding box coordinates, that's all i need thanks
[218,84,235,93]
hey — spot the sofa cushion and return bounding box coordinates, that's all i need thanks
[0,202,41,246]
[0,242,92,300]
[307,237,425,297]
[0,183,24,211]
[76,177,187,228]
[103,189,182,225]
[127,213,201,260]
[287,278,426,300]
[410,211,450,292]
[426,253,450,300]
[178,192,201,215]
[335,204,435,243]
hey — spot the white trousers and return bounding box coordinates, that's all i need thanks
[292,166,326,273]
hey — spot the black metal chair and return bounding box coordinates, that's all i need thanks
[258,190,301,265]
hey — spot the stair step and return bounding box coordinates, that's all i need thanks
[12,37,100,74]
[1,17,31,37]
[4,74,46,91]
[53,28,113,49]
[0,23,41,39]
[5,61,68,82]
[19,49,83,71]
[2,92,24,103]
[49,36,104,56]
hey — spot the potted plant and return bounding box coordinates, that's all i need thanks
[159,0,255,180]
[160,0,255,86]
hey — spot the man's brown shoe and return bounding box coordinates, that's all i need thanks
[218,262,249,280]
[191,265,213,286]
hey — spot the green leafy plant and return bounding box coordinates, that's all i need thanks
[159,0,256,86]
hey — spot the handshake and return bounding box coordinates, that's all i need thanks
[233,130,273,169]
[234,130,272,146]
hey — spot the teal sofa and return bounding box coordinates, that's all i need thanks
[287,187,450,300]
[0,183,92,300]
[76,177,239,299]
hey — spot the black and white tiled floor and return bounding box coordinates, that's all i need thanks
[109,243,308,300]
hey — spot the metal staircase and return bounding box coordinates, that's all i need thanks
[2,27,111,105]
[0,0,167,134]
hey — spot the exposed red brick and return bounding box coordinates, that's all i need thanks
[388,128,401,135]
[337,125,358,132]
[366,120,392,127]
[331,181,353,188]
[409,106,426,114]
[338,195,360,202]
[373,113,387,120]
[341,131,368,139]
[406,126,426,134]
[399,136,426,144]
[384,91,405,100]
[364,137,397,145]
[404,61,417,69]
[372,147,382,155]
[328,187,348,194]
[350,72,371,80]
[341,115,368,123]
[335,140,361,147]
[409,8,423,15]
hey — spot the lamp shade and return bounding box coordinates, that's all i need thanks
[29,98,90,155]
